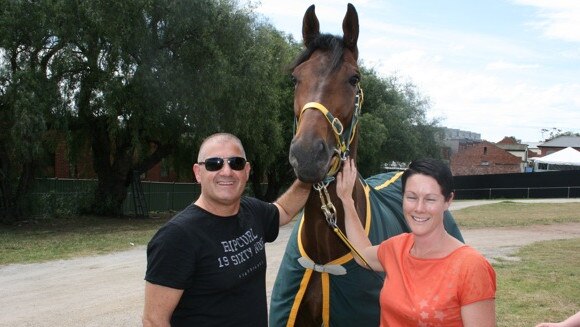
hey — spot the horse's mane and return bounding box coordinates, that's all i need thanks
[289,34,345,73]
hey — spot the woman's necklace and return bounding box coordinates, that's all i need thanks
[411,233,450,258]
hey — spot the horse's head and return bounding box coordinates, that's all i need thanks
[289,4,362,183]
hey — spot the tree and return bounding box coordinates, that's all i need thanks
[1,0,301,219]
[541,128,579,142]
[0,0,64,222]
[55,0,284,215]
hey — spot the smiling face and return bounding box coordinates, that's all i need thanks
[193,134,250,215]
[402,173,452,236]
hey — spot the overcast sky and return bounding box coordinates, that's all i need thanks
[242,0,580,143]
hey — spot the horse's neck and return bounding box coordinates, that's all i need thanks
[302,180,366,263]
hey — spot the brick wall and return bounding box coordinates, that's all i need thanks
[53,138,180,182]
[451,141,521,176]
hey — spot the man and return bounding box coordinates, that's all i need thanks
[142,133,311,327]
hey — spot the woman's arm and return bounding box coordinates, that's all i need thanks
[461,299,496,327]
[336,158,382,271]
[535,311,580,327]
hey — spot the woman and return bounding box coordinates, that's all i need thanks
[336,158,496,327]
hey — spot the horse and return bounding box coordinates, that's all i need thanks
[269,4,464,327]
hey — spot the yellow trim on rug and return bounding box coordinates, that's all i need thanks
[322,273,330,326]
[286,268,313,327]
[297,211,308,259]
[374,171,403,190]
[363,182,372,232]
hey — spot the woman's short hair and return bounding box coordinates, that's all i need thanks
[401,158,454,201]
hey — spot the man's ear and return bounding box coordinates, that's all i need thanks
[192,164,201,182]
[244,162,251,181]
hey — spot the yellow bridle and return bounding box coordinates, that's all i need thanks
[295,84,364,179]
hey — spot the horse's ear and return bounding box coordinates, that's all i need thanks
[302,4,320,48]
[342,3,359,58]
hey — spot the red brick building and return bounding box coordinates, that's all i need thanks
[450,141,521,176]
[537,135,580,156]
[51,138,182,182]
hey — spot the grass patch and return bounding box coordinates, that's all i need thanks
[0,214,171,265]
[452,202,580,229]
[495,238,579,326]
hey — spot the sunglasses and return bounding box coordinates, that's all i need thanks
[198,156,247,172]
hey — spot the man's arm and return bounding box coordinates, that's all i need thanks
[274,179,311,226]
[142,282,184,327]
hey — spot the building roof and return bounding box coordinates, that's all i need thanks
[496,136,527,151]
[497,136,519,144]
[539,135,580,148]
[451,141,520,164]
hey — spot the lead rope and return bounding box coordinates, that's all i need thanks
[313,181,384,282]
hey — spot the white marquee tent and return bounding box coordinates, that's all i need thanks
[533,147,580,171]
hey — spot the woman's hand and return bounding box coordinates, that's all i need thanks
[336,158,357,202]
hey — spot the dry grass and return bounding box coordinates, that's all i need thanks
[0,214,171,265]
[452,201,580,229]
[494,238,579,326]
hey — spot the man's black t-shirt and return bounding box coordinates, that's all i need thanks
[145,197,279,327]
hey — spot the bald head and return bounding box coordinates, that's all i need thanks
[197,133,246,162]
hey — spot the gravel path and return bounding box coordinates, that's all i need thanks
[1,199,578,327]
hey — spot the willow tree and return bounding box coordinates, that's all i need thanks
[0,0,65,222]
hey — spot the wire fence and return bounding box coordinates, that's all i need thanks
[29,178,201,216]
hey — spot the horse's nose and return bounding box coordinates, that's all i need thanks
[289,137,332,182]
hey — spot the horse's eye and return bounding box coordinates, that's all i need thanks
[291,75,298,86]
[349,75,360,86]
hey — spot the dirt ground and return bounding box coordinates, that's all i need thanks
[1,199,579,327]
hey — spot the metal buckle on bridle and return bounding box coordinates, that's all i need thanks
[313,181,337,228]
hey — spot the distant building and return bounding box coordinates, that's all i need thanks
[495,136,528,171]
[538,135,580,156]
[450,141,521,176]
[50,136,182,182]
[441,127,482,159]
[525,141,541,156]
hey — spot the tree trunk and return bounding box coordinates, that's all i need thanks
[0,159,36,224]
[88,119,133,217]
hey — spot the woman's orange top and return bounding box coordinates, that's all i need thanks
[377,233,496,327]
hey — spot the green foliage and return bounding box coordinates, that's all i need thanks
[0,0,64,222]
[0,0,451,218]
[32,190,94,219]
[1,0,304,216]
[357,68,443,176]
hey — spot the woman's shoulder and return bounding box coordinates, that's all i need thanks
[379,233,413,253]
[452,246,495,274]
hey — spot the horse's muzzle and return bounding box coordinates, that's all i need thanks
[289,137,335,183]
